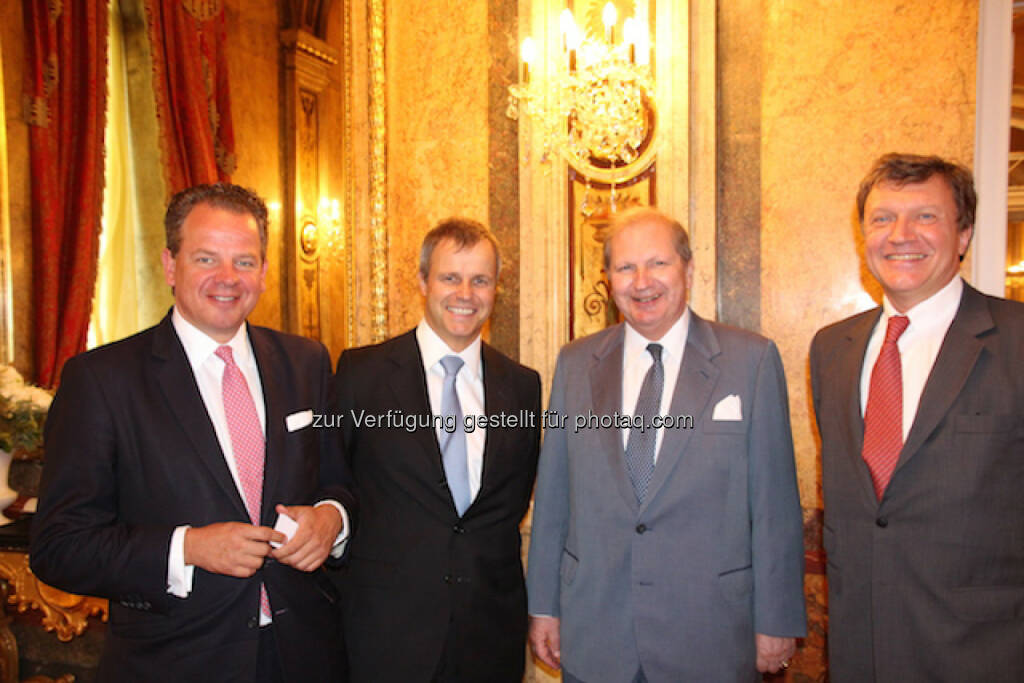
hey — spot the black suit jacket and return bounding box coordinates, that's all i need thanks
[333,330,541,683]
[31,314,355,682]
[811,283,1024,682]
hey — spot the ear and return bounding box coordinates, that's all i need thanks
[258,259,268,293]
[161,249,176,287]
[418,271,428,297]
[684,258,695,294]
[958,225,974,256]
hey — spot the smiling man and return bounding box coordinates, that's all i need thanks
[31,183,354,682]
[333,217,541,682]
[810,153,1024,682]
[527,207,806,682]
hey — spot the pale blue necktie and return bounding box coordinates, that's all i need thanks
[439,355,471,516]
[625,343,663,503]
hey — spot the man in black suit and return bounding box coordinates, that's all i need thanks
[811,154,1024,681]
[31,183,354,682]
[335,217,541,682]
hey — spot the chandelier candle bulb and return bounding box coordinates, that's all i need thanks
[603,2,617,43]
[520,37,536,84]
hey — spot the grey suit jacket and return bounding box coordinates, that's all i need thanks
[527,312,806,683]
[811,283,1024,683]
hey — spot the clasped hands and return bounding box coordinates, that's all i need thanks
[184,504,343,577]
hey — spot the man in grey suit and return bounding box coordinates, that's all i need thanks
[527,207,806,682]
[811,153,1024,682]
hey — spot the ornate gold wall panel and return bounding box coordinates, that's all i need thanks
[281,29,338,340]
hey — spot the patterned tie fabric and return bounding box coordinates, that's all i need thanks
[439,355,471,516]
[215,345,271,618]
[861,315,910,500]
[625,343,664,503]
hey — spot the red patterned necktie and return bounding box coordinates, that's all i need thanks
[215,345,271,618]
[861,315,910,500]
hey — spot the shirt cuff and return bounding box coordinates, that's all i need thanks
[315,500,350,558]
[167,525,195,598]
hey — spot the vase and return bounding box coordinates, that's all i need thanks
[0,449,18,523]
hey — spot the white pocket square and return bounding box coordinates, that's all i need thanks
[286,409,314,432]
[712,394,742,421]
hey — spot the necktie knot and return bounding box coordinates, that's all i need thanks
[884,315,910,344]
[215,345,235,365]
[440,355,464,377]
[647,343,663,364]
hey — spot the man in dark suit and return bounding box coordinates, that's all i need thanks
[527,207,806,682]
[31,183,354,682]
[334,217,541,682]
[811,153,1024,682]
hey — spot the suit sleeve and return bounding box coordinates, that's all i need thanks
[748,342,807,636]
[526,349,571,617]
[30,356,174,609]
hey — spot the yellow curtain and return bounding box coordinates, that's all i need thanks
[89,0,143,348]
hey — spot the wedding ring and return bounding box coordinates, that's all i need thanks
[780,660,790,669]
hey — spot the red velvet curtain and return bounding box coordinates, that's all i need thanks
[144,0,236,193]
[23,0,109,389]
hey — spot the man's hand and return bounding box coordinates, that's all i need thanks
[755,633,796,674]
[184,522,283,577]
[269,504,343,572]
[528,615,562,671]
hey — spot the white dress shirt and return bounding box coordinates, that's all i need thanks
[860,275,963,440]
[621,308,690,461]
[166,309,348,622]
[416,320,486,501]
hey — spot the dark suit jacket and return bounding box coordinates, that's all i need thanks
[811,283,1024,682]
[527,314,806,682]
[333,330,541,683]
[31,314,355,682]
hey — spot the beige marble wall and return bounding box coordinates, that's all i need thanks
[759,1,977,509]
[385,0,491,335]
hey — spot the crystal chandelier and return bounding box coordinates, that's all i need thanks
[508,3,655,172]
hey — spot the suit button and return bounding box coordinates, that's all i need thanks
[443,574,452,584]
[636,524,647,534]
[247,616,258,629]
[876,517,888,528]
[453,524,465,534]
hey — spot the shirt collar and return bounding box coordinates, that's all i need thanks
[415,319,483,380]
[881,275,963,334]
[172,307,253,370]
[624,307,690,359]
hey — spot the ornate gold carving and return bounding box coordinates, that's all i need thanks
[47,0,62,22]
[368,0,388,342]
[0,552,107,642]
[181,0,221,22]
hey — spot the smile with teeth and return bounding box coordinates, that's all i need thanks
[633,292,662,303]
[447,305,476,315]
[885,254,926,261]
[211,295,238,302]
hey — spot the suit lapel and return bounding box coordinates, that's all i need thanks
[476,344,512,504]
[838,309,883,505]
[250,325,284,525]
[896,285,992,472]
[589,326,636,510]
[386,332,451,500]
[641,313,718,511]
[151,316,249,521]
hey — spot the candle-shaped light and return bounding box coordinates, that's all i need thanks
[559,9,575,53]
[603,2,617,43]
[520,37,536,84]
[566,18,582,73]
[623,16,637,63]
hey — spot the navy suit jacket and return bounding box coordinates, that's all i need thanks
[31,314,354,682]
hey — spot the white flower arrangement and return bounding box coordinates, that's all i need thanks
[0,364,52,455]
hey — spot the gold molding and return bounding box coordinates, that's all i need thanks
[342,0,356,346]
[368,0,388,342]
[0,552,107,642]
